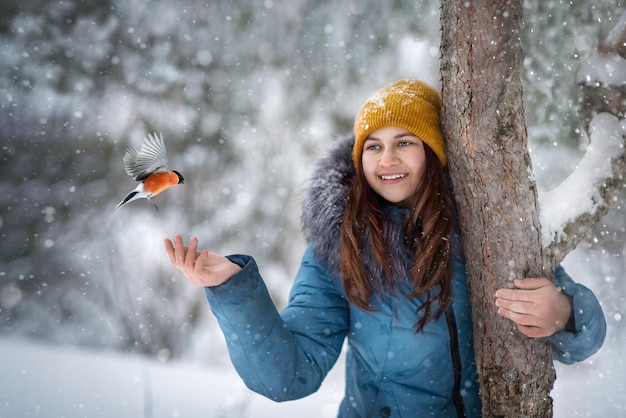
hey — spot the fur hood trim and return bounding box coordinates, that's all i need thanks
[301,135,355,276]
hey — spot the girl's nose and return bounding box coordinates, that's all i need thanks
[379,148,400,167]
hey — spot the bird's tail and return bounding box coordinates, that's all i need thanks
[114,191,141,211]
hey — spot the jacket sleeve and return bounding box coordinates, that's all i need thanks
[548,265,606,364]
[204,246,349,401]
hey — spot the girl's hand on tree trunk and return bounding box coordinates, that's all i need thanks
[494,278,574,338]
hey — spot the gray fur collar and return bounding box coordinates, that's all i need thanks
[301,135,355,276]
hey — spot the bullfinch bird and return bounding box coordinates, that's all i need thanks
[114,132,184,211]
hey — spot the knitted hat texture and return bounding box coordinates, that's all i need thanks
[353,79,446,168]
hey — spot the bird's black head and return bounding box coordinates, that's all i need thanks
[173,170,185,184]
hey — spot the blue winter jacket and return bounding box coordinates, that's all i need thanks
[205,250,605,417]
[203,136,606,417]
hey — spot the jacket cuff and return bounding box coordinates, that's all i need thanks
[549,267,606,364]
[204,254,261,302]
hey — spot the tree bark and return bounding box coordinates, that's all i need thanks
[440,1,556,416]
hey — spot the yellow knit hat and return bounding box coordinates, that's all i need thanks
[353,79,446,168]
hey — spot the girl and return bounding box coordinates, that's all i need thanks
[164,79,606,417]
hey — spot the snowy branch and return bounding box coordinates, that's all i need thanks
[598,10,626,59]
[539,10,626,260]
[539,113,626,254]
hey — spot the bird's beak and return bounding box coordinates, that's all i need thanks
[173,171,185,184]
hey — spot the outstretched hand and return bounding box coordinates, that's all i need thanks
[164,234,241,287]
[495,278,573,338]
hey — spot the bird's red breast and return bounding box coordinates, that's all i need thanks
[143,171,183,195]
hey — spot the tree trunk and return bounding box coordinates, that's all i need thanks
[440,1,556,416]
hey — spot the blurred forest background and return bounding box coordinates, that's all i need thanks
[0,0,624,384]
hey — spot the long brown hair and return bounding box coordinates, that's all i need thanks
[340,144,454,332]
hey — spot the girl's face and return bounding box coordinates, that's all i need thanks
[361,126,427,208]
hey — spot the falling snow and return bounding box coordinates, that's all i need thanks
[0,0,624,417]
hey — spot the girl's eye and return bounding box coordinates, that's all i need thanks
[365,143,380,151]
[398,140,411,147]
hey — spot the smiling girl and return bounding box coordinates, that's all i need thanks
[164,79,606,417]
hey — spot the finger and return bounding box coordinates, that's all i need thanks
[495,288,516,300]
[186,236,198,266]
[164,238,176,264]
[496,288,534,304]
[517,324,546,338]
[195,250,208,276]
[514,277,551,290]
[497,295,538,315]
[173,234,187,265]
[498,306,536,327]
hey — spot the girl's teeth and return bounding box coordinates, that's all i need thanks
[381,174,405,180]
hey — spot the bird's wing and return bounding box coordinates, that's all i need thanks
[123,132,169,181]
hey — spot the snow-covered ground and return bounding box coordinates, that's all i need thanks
[1,327,623,418]
[552,336,626,418]
[0,336,345,418]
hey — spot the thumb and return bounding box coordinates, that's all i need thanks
[514,277,551,290]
